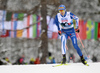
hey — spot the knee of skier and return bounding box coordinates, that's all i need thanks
[73,45,78,50]
[61,33,65,36]
[61,34,65,39]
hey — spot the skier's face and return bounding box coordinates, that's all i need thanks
[59,10,65,16]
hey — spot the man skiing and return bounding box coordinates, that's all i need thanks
[54,4,88,65]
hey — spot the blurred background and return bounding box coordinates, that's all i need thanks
[0,0,100,65]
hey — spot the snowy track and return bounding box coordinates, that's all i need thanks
[0,62,100,73]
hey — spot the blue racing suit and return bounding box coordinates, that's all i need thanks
[54,11,83,56]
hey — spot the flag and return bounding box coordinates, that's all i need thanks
[13,13,18,38]
[6,12,12,21]
[94,22,98,40]
[91,21,94,39]
[32,14,37,38]
[10,13,18,38]
[18,13,24,20]
[0,30,9,37]
[52,21,58,39]
[1,10,6,35]
[37,16,41,38]
[29,15,33,38]
[48,18,54,38]
[0,11,3,35]
[17,21,24,29]
[98,22,100,38]
[4,21,11,30]
[27,15,30,38]
[10,14,14,37]
[0,10,3,30]
[16,30,23,38]
[22,14,27,38]
[78,19,82,39]
[2,11,6,29]
[47,16,50,25]
[4,21,11,37]
[22,14,33,38]
[16,21,24,38]
[0,11,6,28]
[86,20,92,39]
[79,19,87,40]
[52,32,58,39]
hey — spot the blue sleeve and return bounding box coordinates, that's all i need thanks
[70,12,79,27]
[54,15,60,31]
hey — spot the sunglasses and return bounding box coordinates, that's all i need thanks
[59,10,65,13]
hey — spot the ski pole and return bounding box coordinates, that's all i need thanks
[77,33,88,57]
[77,33,84,48]
[66,45,68,50]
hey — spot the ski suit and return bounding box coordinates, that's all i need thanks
[54,11,83,56]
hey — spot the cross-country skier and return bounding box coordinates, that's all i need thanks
[54,4,88,65]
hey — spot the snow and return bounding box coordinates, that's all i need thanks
[0,62,100,73]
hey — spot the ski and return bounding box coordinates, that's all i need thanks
[52,63,69,67]
[85,64,89,66]
[52,63,89,67]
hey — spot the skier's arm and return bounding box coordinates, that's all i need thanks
[70,12,79,28]
[70,12,80,33]
[54,15,61,35]
[54,15,61,31]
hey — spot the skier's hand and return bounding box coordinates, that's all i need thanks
[75,26,80,33]
[58,30,62,35]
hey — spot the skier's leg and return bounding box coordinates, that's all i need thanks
[61,33,68,55]
[70,32,88,65]
[70,33,83,56]
[61,33,68,64]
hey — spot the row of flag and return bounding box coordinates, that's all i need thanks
[0,14,41,38]
[78,20,100,40]
[0,10,100,40]
[0,10,56,39]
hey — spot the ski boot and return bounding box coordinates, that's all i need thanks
[80,55,89,66]
[61,54,66,64]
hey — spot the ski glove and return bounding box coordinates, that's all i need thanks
[58,30,61,35]
[75,26,80,33]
